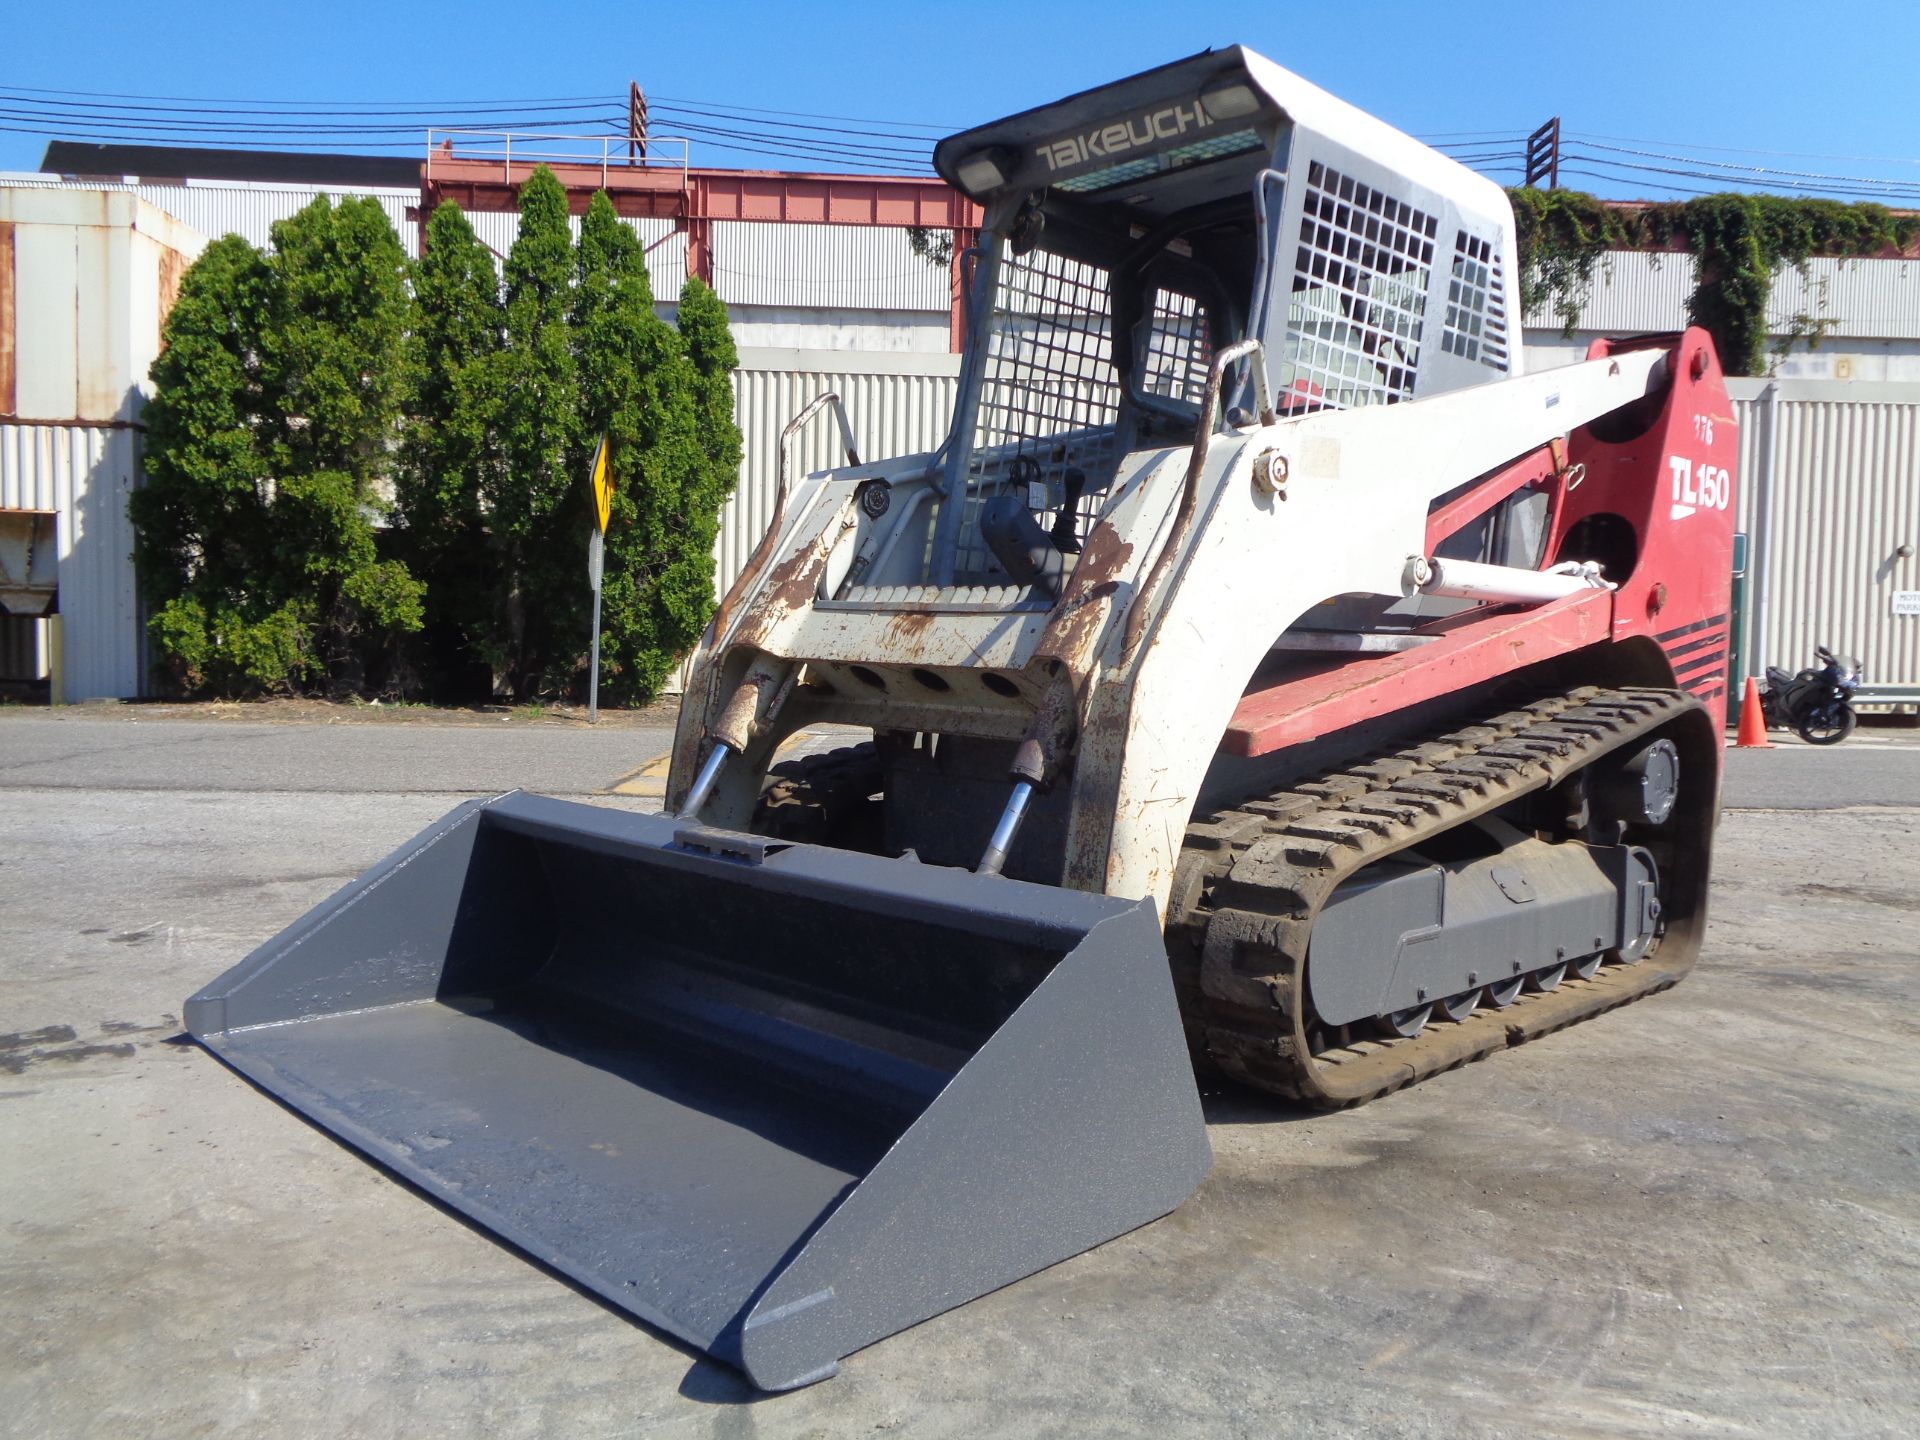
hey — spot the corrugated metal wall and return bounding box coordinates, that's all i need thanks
[713,224,949,311]
[1730,379,1920,692]
[0,175,418,256]
[1527,251,1920,340]
[0,178,946,310]
[1,364,1909,705]
[718,351,960,595]
[0,422,145,699]
[1766,258,1920,337]
[464,210,688,294]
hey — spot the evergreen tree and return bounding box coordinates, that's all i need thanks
[670,273,744,651]
[571,193,707,704]
[260,196,423,687]
[396,200,507,696]
[133,199,423,695]
[493,165,581,695]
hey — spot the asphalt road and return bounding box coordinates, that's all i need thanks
[3,709,1915,807]
[2,711,1917,1439]
[1722,728,1920,808]
[0,711,679,796]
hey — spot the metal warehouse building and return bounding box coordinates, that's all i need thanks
[0,187,205,699]
[2,147,1916,704]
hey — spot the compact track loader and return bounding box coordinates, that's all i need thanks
[188,47,1737,1390]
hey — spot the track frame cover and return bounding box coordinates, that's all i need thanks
[185,792,1210,1390]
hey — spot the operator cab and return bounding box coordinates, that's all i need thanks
[900,46,1521,594]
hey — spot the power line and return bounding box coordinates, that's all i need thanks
[650,94,957,133]
[1556,151,1920,204]
[646,134,926,173]
[1553,166,1723,199]
[650,101,938,146]
[1569,138,1920,194]
[0,83,957,138]
[0,107,623,137]
[1568,129,1920,169]
[0,85,941,174]
[0,83,615,108]
[0,123,435,153]
[0,90,617,120]
[11,82,1916,200]
[1412,122,1920,204]
[661,120,929,164]
[1417,129,1532,142]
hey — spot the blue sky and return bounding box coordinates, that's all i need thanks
[5,0,1918,202]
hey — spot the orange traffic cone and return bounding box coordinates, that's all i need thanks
[1736,676,1774,748]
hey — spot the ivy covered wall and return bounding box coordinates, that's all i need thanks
[1508,189,1920,376]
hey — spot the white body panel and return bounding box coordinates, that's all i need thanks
[675,350,1665,914]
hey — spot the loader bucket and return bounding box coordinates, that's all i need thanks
[184,791,1210,1390]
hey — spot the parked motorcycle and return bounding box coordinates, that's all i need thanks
[1762,645,1862,745]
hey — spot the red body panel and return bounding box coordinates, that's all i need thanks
[1223,589,1614,757]
[1226,329,1739,756]
[1558,331,1739,726]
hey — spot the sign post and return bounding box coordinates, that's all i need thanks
[587,436,613,723]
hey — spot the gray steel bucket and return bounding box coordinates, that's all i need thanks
[185,791,1210,1390]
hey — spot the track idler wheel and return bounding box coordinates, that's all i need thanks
[1377,1004,1433,1039]
[1527,961,1568,992]
[1435,989,1481,1023]
[1483,974,1525,1009]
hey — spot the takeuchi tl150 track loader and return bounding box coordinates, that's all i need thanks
[187,48,1737,1390]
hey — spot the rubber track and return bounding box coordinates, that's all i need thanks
[756,743,883,845]
[1166,685,1705,1108]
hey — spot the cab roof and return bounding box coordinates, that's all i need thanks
[932,45,1510,227]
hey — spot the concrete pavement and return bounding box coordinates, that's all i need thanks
[1,712,1916,1438]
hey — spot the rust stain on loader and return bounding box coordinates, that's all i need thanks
[883,611,939,646]
[0,222,15,417]
[733,533,835,649]
[1036,521,1134,677]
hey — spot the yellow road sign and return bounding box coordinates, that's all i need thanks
[590,436,614,533]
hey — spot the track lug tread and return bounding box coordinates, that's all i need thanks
[1172,685,1706,1107]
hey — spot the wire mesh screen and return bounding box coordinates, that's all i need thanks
[1440,230,1509,371]
[952,247,1126,580]
[1280,160,1437,408]
[1139,289,1212,407]
[974,248,1121,455]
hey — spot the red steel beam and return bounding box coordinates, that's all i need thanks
[419,159,983,345]
[1224,587,1616,757]
[692,172,976,228]
[420,159,978,230]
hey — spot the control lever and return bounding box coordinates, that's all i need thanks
[1050,467,1086,554]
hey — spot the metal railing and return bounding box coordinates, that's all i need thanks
[708,392,860,644]
[425,130,691,193]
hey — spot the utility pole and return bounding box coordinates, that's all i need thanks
[1524,118,1561,190]
[628,82,648,165]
